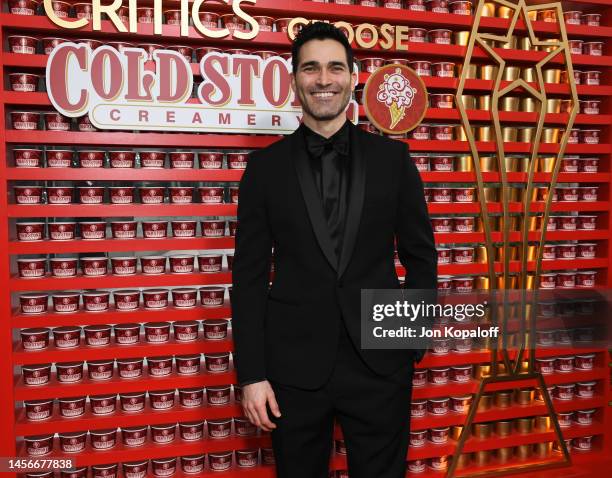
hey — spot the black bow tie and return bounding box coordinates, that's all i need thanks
[305,130,349,159]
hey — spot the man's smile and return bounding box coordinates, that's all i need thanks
[311,91,338,99]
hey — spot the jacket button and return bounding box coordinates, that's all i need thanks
[337,280,344,287]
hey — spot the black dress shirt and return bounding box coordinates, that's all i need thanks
[303,120,351,267]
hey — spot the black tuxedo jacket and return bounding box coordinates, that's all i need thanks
[231,121,438,389]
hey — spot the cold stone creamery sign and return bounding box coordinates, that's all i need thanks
[47,44,358,134]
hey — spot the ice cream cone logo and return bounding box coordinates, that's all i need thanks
[363,64,428,135]
[377,68,417,129]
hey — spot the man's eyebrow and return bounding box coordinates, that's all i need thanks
[299,60,319,69]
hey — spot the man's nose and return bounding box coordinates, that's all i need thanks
[316,68,332,86]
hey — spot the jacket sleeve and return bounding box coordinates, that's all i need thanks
[395,145,438,363]
[231,153,273,384]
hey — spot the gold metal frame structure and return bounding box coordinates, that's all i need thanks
[448,0,579,476]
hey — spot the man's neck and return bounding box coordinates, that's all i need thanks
[302,114,348,139]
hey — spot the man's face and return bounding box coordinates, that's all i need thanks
[291,38,357,122]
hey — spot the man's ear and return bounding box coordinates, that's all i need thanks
[351,71,358,91]
[290,72,296,93]
[351,62,359,91]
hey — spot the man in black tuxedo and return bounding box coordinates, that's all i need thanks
[231,22,437,478]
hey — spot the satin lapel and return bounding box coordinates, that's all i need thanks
[292,125,339,272]
[337,123,366,280]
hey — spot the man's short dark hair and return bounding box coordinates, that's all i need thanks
[291,22,354,74]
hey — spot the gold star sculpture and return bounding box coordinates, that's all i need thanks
[449,1,579,476]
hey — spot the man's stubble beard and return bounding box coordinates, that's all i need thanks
[297,85,353,122]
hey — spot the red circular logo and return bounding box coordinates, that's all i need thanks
[363,64,428,134]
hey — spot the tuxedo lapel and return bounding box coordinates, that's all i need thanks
[291,122,367,278]
[337,122,366,280]
[292,124,339,273]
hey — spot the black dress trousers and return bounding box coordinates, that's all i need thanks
[268,319,414,478]
[267,123,414,477]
